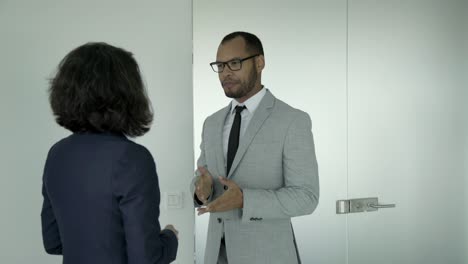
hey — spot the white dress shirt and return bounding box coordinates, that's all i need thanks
[223,87,267,168]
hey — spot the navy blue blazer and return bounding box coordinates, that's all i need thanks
[41,133,178,264]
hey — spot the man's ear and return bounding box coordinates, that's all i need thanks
[256,55,265,72]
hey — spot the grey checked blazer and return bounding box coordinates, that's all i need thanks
[191,89,319,264]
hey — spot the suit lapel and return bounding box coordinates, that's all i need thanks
[227,90,276,178]
[213,104,231,177]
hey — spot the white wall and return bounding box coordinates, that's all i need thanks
[463,0,467,261]
[0,1,194,263]
[193,1,348,263]
[465,0,468,260]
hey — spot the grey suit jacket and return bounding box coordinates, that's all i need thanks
[191,89,319,264]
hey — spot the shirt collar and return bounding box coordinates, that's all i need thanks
[230,86,267,115]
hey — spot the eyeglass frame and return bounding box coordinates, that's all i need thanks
[209,54,260,73]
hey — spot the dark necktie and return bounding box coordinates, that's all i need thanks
[227,105,246,175]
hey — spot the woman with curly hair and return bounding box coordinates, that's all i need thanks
[41,42,178,264]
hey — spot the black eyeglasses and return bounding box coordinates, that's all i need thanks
[210,54,260,73]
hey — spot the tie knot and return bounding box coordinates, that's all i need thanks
[235,105,246,114]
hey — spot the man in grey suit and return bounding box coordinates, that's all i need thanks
[191,31,319,264]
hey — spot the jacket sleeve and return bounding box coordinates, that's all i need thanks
[113,144,178,264]
[241,112,320,222]
[41,172,63,255]
[190,119,214,207]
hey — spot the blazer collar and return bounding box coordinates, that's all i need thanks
[211,89,276,178]
[229,89,275,178]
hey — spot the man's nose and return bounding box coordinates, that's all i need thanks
[221,66,233,77]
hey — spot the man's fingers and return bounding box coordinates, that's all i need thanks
[197,207,208,216]
[196,189,208,202]
[218,176,228,185]
[218,176,235,188]
[198,166,209,177]
[198,194,205,201]
[197,204,214,215]
[196,194,233,214]
[195,186,207,203]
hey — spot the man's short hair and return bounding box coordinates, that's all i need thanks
[49,42,153,137]
[221,31,264,56]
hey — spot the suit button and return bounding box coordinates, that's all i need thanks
[224,186,228,190]
[217,218,222,223]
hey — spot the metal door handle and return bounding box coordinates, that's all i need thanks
[368,203,395,209]
[336,197,396,214]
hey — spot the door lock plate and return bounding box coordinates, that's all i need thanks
[336,197,379,214]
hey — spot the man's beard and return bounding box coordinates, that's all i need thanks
[223,68,257,99]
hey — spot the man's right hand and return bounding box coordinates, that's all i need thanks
[195,166,213,205]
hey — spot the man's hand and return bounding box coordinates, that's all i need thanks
[197,176,243,216]
[195,166,213,204]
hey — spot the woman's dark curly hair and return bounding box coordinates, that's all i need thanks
[49,42,153,137]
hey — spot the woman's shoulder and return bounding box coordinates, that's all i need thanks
[48,132,152,159]
[122,140,152,160]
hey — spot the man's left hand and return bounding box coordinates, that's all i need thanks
[197,176,243,216]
